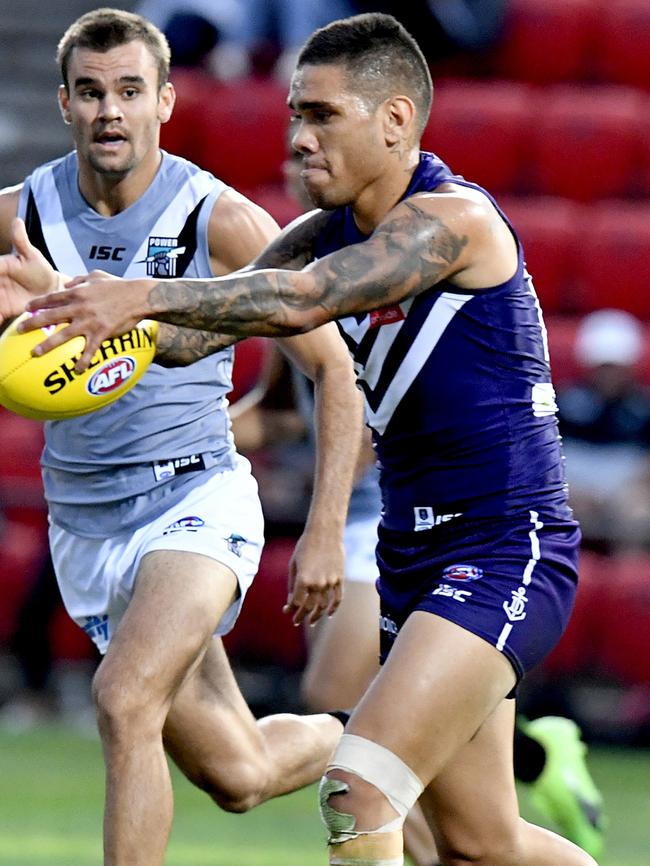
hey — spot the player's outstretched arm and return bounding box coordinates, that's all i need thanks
[21,194,482,368]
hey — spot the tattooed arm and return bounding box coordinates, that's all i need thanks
[154,324,241,366]
[147,187,283,366]
[22,188,516,367]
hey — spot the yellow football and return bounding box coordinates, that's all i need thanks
[0,313,158,420]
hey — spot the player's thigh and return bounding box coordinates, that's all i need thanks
[422,698,521,861]
[303,579,380,710]
[345,611,516,785]
[163,637,266,793]
[96,550,238,712]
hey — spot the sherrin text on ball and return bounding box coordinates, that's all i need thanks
[0,312,158,419]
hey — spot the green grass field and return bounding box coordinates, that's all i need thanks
[0,727,648,865]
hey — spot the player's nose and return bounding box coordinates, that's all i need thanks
[292,122,318,154]
[97,96,123,121]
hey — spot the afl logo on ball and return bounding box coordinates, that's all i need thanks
[87,357,136,395]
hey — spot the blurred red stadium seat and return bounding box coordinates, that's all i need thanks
[639,111,650,198]
[0,410,49,645]
[545,316,582,387]
[542,550,610,677]
[594,0,650,89]
[0,520,48,643]
[246,184,303,228]
[494,0,598,84]
[230,337,271,404]
[50,603,95,662]
[500,196,583,314]
[0,409,46,527]
[528,86,644,201]
[594,554,650,685]
[195,76,290,189]
[223,536,306,669]
[576,202,650,318]
[423,79,532,194]
[160,67,222,166]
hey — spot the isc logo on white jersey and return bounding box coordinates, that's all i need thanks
[152,454,206,482]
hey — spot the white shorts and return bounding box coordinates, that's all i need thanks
[49,457,264,654]
[343,515,380,584]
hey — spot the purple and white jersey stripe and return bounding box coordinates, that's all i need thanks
[314,152,574,532]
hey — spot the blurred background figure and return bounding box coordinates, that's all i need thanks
[136,1,507,81]
[136,0,358,80]
[354,1,506,61]
[557,309,650,551]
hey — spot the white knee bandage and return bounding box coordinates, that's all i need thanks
[319,734,424,846]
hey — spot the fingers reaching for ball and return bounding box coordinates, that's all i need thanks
[22,275,153,372]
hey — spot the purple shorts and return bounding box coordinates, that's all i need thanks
[376,511,580,683]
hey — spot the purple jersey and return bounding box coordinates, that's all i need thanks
[314,152,575,533]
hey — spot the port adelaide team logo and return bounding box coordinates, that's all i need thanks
[144,235,186,277]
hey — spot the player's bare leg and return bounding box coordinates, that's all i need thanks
[92,550,238,866]
[320,612,597,866]
[302,579,440,866]
[302,579,380,711]
[94,548,344,866]
[423,700,599,866]
[163,637,343,812]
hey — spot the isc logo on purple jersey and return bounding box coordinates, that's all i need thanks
[87,357,136,395]
[442,564,483,582]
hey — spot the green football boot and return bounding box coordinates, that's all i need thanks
[522,716,606,860]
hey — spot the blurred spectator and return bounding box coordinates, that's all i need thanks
[137,0,357,80]
[0,554,61,728]
[354,0,506,62]
[0,551,99,731]
[557,308,650,549]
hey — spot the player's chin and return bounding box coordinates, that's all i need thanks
[88,150,133,177]
[303,184,345,211]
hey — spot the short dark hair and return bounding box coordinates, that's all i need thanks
[57,7,171,91]
[296,13,433,135]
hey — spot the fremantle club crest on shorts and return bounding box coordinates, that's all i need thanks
[442,564,484,582]
[144,236,186,277]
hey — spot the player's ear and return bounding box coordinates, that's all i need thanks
[58,85,72,125]
[157,81,176,124]
[382,95,416,147]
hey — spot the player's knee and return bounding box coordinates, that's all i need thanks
[92,666,163,741]
[319,734,423,844]
[196,754,269,813]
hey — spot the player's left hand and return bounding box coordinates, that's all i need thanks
[0,218,59,323]
[284,528,344,626]
[20,274,153,371]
